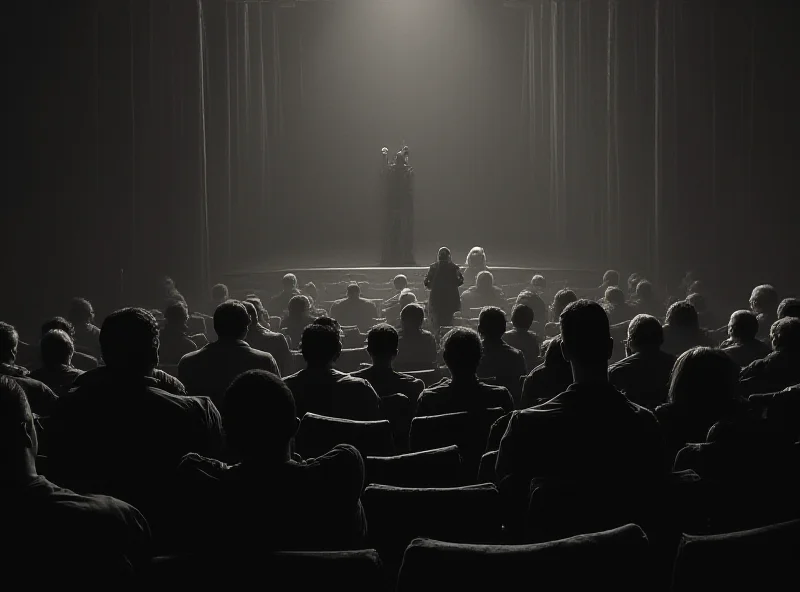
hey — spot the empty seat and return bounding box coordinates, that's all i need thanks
[365,446,463,488]
[362,483,501,577]
[146,549,387,591]
[410,407,505,480]
[295,413,394,458]
[671,519,800,592]
[396,524,649,592]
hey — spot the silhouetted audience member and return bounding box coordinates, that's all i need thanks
[67,297,101,357]
[30,330,84,397]
[661,300,713,356]
[503,304,542,372]
[687,292,720,331]
[593,269,620,300]
[416,327,513,416]
[48,308,224,544]
[269,273,302,317]
[520,336,574,409]
[301,282,328,317]
[608,314,675,410]
[529,274,547,297]
[383,274,410,308]
[463,246,489,287]
[394,303,438,371]
[777,297,800,320]
[721,310,772,367]
[627,273,641,298]
[242,298,293,376]
[496,300,665,495]
[750,284,779,341]
[209,283,229,312]
[386,289,417,326]
[283,322,381,421]
[178,370,367,553]
[424,247,464,328]
[655,347,744,462]
[514,290,547,336]
[281,295,316,350]
[330,283,378,333]
[602,286,634,325]
[632,280,664,318]
[740,317,800,396]
[545,288,578,337]
[41,317,99,371]
[179,301,279,409]
[461,271,507,313]
[351,324,425,406]
[0,321,58,416]
[0,377,151,587]
[477,307,527,401]
[159,301,198,365]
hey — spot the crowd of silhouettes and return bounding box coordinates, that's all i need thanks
[1,245,799,588]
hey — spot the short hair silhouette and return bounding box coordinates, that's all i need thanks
[282,273,298,290]
[552,289,578,320]
[728,310,759,341]
[750,284,779,315]
[223,370,297,457]
[668,347,739,412]
[560,300,612,365]
[367,324,399,358]
[627,314,664,351]
[398,290,417,309]
[511,304,534,330]
[400,303,425,330]
[476,270,493,289]
[41,329,74,368]
[531,275,546,289]
[393,275,408,291]
[603,270,620,286]
[213,300,250,340]
[346,283,361,298]
[0,322,19,363]
[777,298,800,320]
[442,327,482,373]
[466,246,486,267]
[604,287,626,306]
[635,280,654,302]
[313,316,341,332]
[666,301,700,331]
[41,317,75,339]
[301,323,341,366]
[165,301,189,326]
[99,308,159,372]
[438,247,451,261]
[68,297,94,324]
[245,297,268,321]
[478,307,507,340]
[771,317,800,352]
[686,292,707,314]
[287,295,311,316]
[241,300,259,326]
[627,273,641,292]
[211,284,229,302]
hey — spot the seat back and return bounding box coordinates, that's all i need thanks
[670,519,800,592]
[365,446,463,488]
[362,483,501,578]
[409,407,505,480]
[477,450,498,484]
[295,413,394,458]
[380,393,412,452]
[396,524,649,592]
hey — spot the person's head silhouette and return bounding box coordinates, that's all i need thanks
[442,327,482,379]
[99,308,160,374]
[287,295,311,319]
[551,289,578,321]
[346,284,361,300]
[626,314,664,355]
[478,306,507,342]
[366,324,399,367]
[300,323,342,368]
[559,300,613,381]
[245,297,269,325]
[777,298,800,320]
[438,247,451,262]
[511,304,534,331]
[750,284,779,317]
[223,370,298,463]
[0,322,19,366]
[665,301,700,332]
[164,301,190,330]
[282,273,298,292]
[68,298,95,327]
[727,310,759,344]
[602,270,620,288]
[40,329,74,370]
[400,303,425,333]
[476,271,494,291]
[41,317,75,339]
[211,284,229,305]
[213,301,250,342]
[393,275,408,291]
[770,317,800,353]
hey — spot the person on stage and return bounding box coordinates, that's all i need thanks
[424,247,464,330]
[379,145,415,266]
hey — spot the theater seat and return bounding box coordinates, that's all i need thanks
[670,519,800,592]
[396,524,649,592]
[409,408,506,480]
[145,549,387,591]
[365,446,463,488]
[477,450,498,484]
[380,393,412,452]
[362,483,501,578]
[295,413,394,458]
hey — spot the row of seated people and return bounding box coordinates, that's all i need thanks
[2,294,799,588]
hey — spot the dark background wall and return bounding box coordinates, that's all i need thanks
[2,0,798,335]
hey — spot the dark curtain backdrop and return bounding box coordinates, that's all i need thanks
[2,0,799,333]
